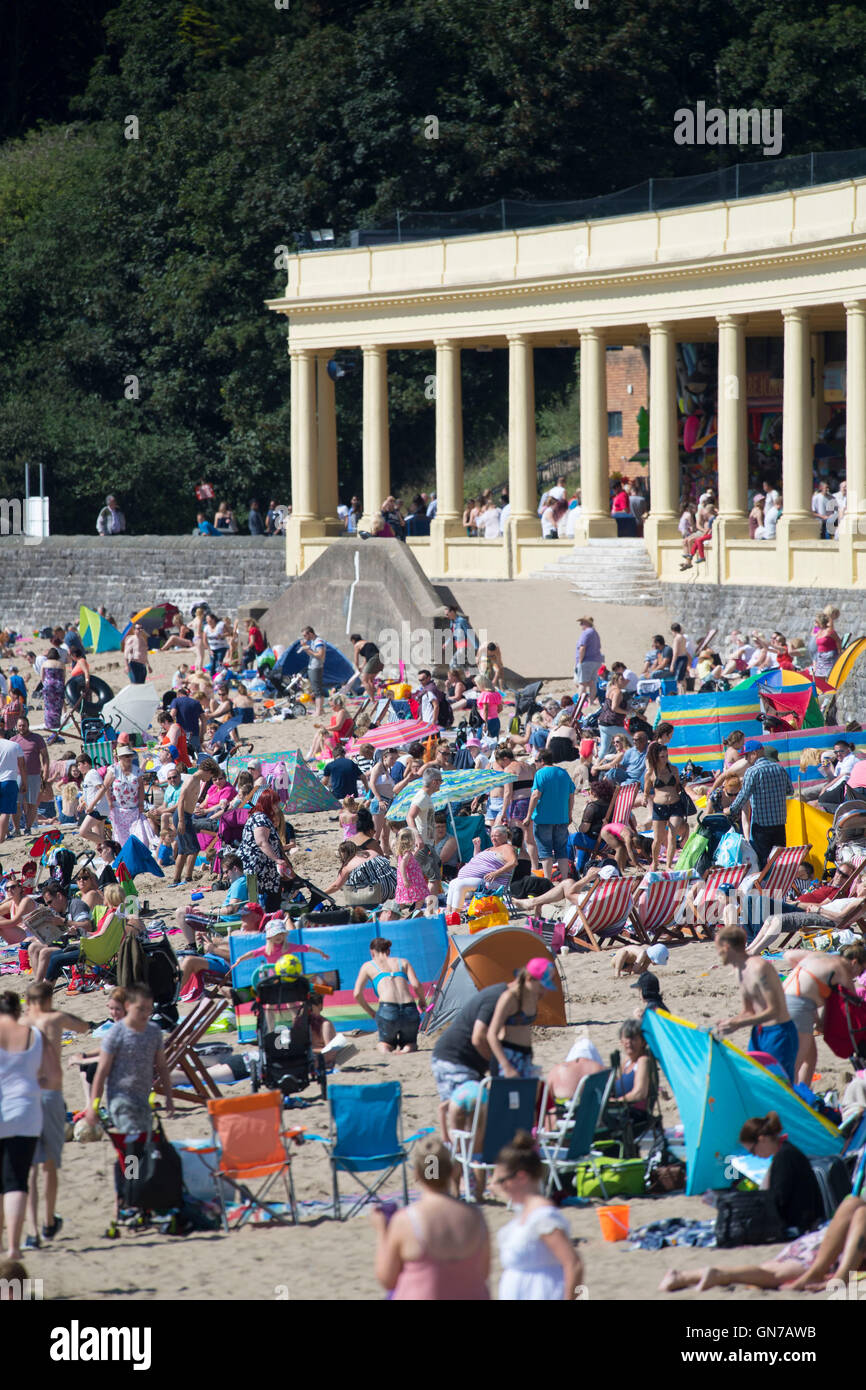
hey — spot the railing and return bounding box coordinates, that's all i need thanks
[347,147,866,247]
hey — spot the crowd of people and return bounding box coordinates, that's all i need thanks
[0,589,864,1303]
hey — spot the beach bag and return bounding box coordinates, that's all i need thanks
[574,1157,646,1199]
[714,828,747,868]
[675,828,710,873]
[822,984,866,1059]
[117,1117,184,1215]
[714,1190,784,1248]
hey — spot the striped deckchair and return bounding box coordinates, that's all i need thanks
[751,844,811,904]
[631,873,693,945]
[692,864,747,935]
[565,876,635,952]
[594,781,639,857]
[84,739,114,769]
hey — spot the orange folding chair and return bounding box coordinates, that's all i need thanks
[200,1091,303,1230]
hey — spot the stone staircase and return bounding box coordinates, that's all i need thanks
[529,538,664,605]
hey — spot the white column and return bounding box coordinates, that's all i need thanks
[293,349,318,521]
[716,315,748,524]
[434,339,464,524]
[573,327,615,540]
[360,345,390,530]
[643,322,680,563]
[507,334,536,523]
[845,300,866,538]
[316,352,340,530]
[777,307,819,543]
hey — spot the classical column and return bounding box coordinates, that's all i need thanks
[506,333,536,525]
[285,346,319,574]
[433,339,464,524]
[360,345,390,530]
[777,307,819,545]
[716,315,748,525]
[844,301,866,539]
[316,352,341,532]
[293,349,318,521]
[573,327,615,540]
[643,321,680,561]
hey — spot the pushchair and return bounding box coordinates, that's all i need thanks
[102,1112,186,1238]
[246,974,327,1101]
[143,929,182,1029]
[824,800,866,877]
[513,681,544,729]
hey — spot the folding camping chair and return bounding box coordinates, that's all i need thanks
[59,909,125,989]
[83,738,114,769]
[306,1081,432,1219]
[564,877,635,951]
[536,1069,614,1196]
[197,1091,302,1231]
[630,873,693,945]
[593,782,639,860]
[450,1076,539,1202]
[154,996,229,1106]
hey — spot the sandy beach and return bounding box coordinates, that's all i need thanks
[0,638,854,1303]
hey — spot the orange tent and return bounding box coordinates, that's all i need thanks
[421,925,566,1035]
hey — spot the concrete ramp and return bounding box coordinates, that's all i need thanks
[261,538,452,670]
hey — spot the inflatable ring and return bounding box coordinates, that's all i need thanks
[65,673,114,716]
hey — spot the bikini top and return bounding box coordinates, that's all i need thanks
[372,964,409,995]
[507,995,538,1027]
[653,769,679,792]
[788,963,832,1001]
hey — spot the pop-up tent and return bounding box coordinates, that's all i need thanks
[642,1009,842,1194]
[229,915,449,1038]
[272,640,354,690]
[259,752,340,815]
[79,605,123,653]
[421,924,566,1035]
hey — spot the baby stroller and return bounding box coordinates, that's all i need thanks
[247,973,327,1101]
[513,681,544,730]
[103,1113,185,1238]
[283,874,339,919]
[825,800,866,877]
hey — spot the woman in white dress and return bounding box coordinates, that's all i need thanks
[492,1132,584,1301]
[103,748,145,846]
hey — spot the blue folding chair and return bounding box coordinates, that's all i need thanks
[536,1069,614,1197]
[306,1082,433,1219]
[450,1077,539,1201]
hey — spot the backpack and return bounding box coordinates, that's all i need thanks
[436,690,454,729]
[116,1117,184,1214]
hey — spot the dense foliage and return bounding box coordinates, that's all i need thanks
[1,0,865,531]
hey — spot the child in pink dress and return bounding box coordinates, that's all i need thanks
[340,795,359,840]
[394,827,430,906]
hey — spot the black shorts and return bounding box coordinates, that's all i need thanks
[0,1135,38,1193]
[673,655,689,682]
[376,1002,420,1048]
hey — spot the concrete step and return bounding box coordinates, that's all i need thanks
[529,538,664,604]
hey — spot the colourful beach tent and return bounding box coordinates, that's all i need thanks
[272,640,354,690]
[259,752,340,815]
[828,637,866,693]
[79,606,123,654]
[386,767,517,821]
[641,1009,842,1195]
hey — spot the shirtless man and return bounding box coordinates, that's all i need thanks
[779,943,866,1087]
[24,982,91,1246]
[714,924,799,1082]
[670,623,689,694]
[172,759,217,886]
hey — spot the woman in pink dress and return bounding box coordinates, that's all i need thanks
[372,1137,490,1300]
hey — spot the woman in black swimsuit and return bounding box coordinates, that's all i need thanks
[643,743,687,871]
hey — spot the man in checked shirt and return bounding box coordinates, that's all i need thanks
[728,741,793,868]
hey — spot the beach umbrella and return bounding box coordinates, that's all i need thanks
[272,640,354,690]
[386,768,517,821]
[113,834,164,881]
[79,605,123,654]
[345,718,440,753]
[101,683,161,737]
[641,1009,842,1195]
[121,604,180,639]
[827,637,866,693]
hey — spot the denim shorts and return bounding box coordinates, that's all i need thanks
[377,1001,420,1048]
[0,779,17,814]
[533,821,569,861]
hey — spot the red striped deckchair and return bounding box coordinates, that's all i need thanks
[631,874,692,945]
[692,865,747,935]
[565,876,635,952]
[751,844,811,904]
[595,781,639,856]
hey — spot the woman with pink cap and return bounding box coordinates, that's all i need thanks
[485,959,557,1080]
